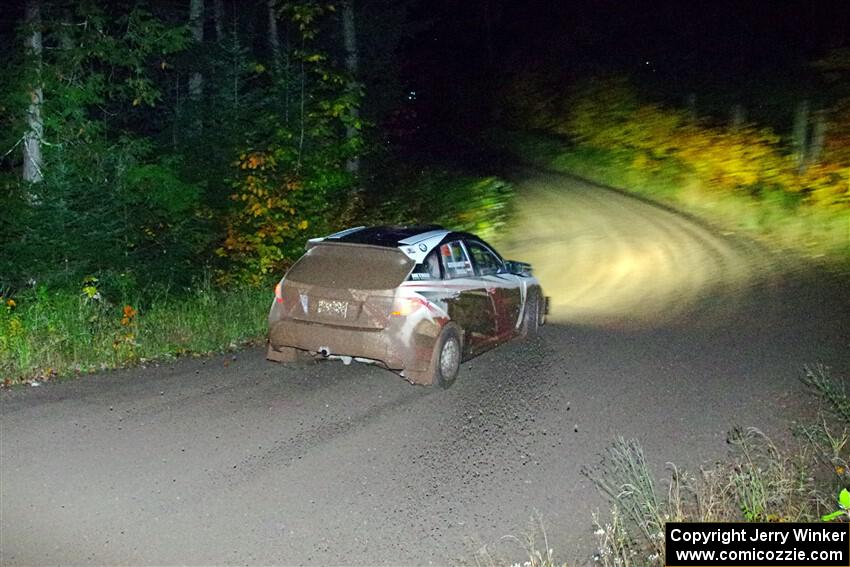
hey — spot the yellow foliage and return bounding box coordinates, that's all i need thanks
[671,125,794,191]
[565,82,850,211]
[218,150,317,284]
[799,163,850,208]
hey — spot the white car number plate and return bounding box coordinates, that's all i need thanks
[317,299,348,318]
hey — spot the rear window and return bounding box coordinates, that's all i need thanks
[285,243,414,289]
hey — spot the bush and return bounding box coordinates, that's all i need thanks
[360,168,514,242]
[506,74,850,211]
[0,279,268,385]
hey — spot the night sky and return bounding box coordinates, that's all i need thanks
[402,0,850,132]
[407,0,849,75]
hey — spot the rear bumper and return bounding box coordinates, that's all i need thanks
[268,316,440,374]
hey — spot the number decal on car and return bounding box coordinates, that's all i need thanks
[317,299,348,318]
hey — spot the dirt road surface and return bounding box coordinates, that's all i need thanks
[3,170,848,565]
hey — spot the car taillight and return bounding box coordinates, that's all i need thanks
[274,281,283,304]
[391,296,426,316]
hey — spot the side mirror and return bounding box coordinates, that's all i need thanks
[504,260,533,275]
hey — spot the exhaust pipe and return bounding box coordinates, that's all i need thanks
[318,347,331,358]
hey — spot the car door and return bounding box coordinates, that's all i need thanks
[465,240,523,338]
[438,240,498,353]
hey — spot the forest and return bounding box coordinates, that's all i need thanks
[1,0,849,383]
[0,0,512,382]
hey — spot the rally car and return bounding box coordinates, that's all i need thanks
[267,225,548,388]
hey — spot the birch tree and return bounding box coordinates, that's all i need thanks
[341,0,360,175]
[213,0,225,42]
[23,0,44,184]
[267,0,283,76]
[189,0,205,102]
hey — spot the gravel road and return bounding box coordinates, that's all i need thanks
[2,170,848,565]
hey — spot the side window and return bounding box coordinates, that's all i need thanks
[466,241,503,276]
[439,241,474,279]
[409,249,441,281]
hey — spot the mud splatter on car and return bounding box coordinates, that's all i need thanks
[267,226,548,387]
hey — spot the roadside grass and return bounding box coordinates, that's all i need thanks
[495,129,850,270]
[473,513,568,567]
[586,428,825,567]
[492,365,848,567]
[0,282,269,385]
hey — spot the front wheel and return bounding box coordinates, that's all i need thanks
[429,324,462,388]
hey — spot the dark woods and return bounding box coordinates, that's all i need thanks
[0,0,374,296]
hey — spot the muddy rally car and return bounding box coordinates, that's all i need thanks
[267,225,548,387]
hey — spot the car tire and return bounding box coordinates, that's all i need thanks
[428,323,462,389]
[519,292,540,340]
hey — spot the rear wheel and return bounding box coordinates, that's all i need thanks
[428,324,462,388]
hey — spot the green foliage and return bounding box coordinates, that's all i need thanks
[6,137,209,293]
[126,160,200,216]
[821,489,850,521]
[0,0,514,382]
[1,0,369,292]
[798,365,850,493]
[1,2,201,294]
[215,1,362,285]
[0,280,269,385]
[504,74,850,211]
[802,364,850,424]
[218,148,335,285]
[360,169,514,242]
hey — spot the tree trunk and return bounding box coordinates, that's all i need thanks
[341,0,360,175]
[188,0,204,102]
[685,93,697,121]
[297,35,305,165]
[23,0,44,184]
[267,0,282,76]
[213,0,224,42]
[730,103,746,130]
[231,15,240,110]
[792,100,810,171]
[808,110,826,165]
[284,19,291,125]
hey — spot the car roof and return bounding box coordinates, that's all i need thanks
[327,225,447,247]
[310,225,491,264]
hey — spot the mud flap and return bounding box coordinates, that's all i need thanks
[267,343,301,362]
[402,368,434,386]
